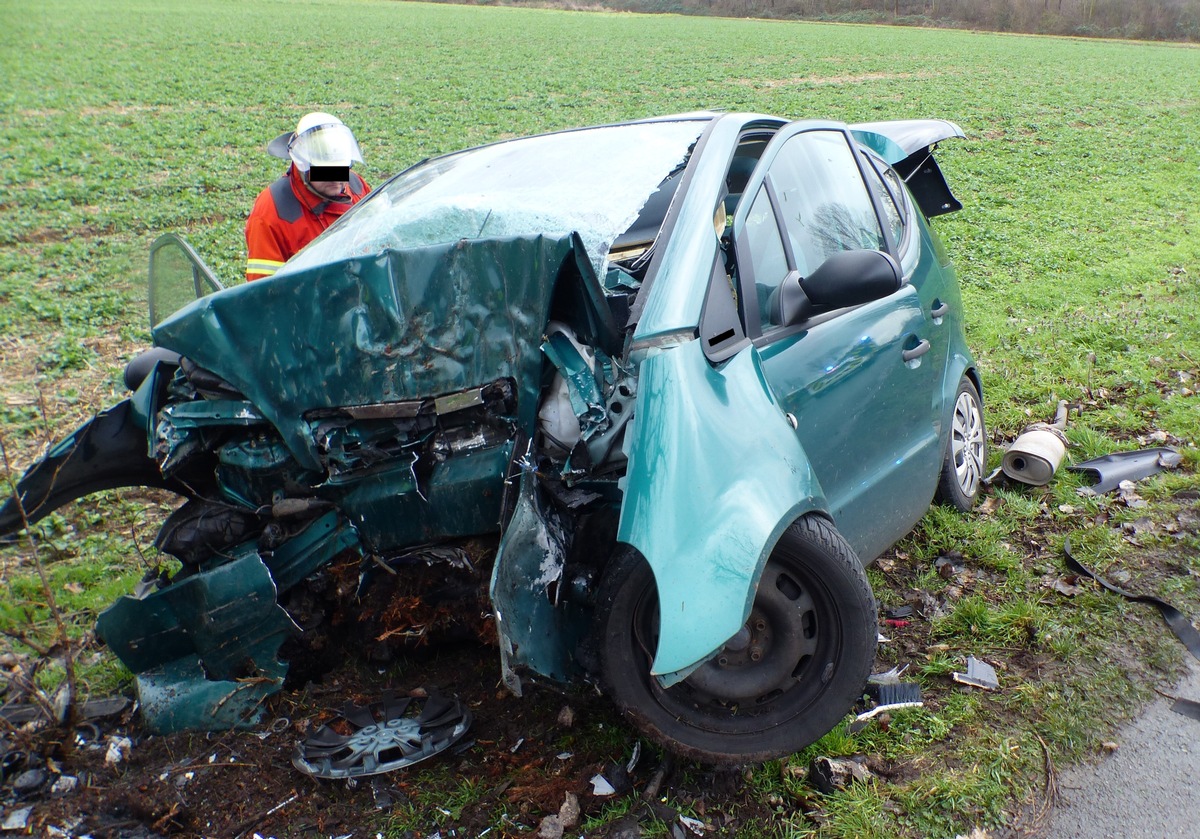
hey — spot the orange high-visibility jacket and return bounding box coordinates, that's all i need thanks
[244,165,370,281]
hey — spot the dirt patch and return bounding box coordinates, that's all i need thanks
[1,640,782,838]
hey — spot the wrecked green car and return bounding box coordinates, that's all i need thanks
[0,113,984,764]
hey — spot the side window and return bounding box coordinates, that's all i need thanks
[741,185,789,321]
[862,156,905,249]
[769,130,885,277]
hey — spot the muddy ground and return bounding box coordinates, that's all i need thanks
[0,544,787,839]
[2,493,1196,838]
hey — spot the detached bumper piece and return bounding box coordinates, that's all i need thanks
[96,511,360,733]
[292,690,472,778]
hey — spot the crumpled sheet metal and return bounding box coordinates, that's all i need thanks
[1069,447,1182,494]
[153,235,577,471]
[490,469,584,695]
[96,550,292,731]
[96,513,359,732]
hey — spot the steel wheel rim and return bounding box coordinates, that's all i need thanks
[632,556,840,735]
[951,390,984,496]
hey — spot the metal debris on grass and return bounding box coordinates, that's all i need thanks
[1001,401,1070,486]
[953,656,999,691]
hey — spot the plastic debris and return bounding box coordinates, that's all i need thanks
[678,815,710,836]
[1070,447,1182,495]
[292,690,471,779]
[49,774,78,797]
[868,665,908,685]
[625,740,642,773]
[1065,537,1200,661]
[953,656,999,690]
[590,773,617,796]
[1,808,32,831]
[104,736,133,766]
[809,755,872,793]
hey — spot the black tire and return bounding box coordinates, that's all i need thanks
[935,376,986,511]
[596,515,877,765]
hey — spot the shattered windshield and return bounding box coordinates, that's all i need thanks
[282,119,709,277]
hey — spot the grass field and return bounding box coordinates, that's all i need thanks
[2,1,1200,836]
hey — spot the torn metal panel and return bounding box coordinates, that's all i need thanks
[95,513,360,732]
[135,656,282,733]
[542,329,607,440]
[332,442,513,552]
[96,548,295,677]
[490,470,587,694]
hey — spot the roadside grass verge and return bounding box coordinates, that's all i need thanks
[1,1,1199,836]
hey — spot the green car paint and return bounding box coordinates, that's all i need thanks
[0,114,980,751]
[616,341,826,679]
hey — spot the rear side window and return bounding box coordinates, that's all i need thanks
[863,158,904,248]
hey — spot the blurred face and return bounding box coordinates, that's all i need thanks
[306,177,349,199]
[304,163,351,199]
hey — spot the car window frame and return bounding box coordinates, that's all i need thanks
[727,122,901,343]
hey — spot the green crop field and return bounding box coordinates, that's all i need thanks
[2,1,1200,836]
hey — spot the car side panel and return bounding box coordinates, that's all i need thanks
[617,340,827,678]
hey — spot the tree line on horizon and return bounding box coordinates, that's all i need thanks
[573,0,1200,41]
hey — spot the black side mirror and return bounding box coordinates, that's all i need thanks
[769,250,902,327]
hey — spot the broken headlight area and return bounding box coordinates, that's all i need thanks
[307,377,518,480]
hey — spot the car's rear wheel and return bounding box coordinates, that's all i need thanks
[936,376,984,508]
[596,515,876,765]
[935,376,986,511]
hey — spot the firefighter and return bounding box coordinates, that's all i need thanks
[244,112,370,281]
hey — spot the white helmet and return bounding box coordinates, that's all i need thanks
[267,112,363,173]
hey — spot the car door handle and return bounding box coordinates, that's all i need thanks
[902,339,931,362]
[930,302,949,319]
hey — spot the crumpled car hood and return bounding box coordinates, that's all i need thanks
[153,235,579,471]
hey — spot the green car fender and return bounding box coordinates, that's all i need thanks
[617,338,829,682]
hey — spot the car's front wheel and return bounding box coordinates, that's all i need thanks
[935,376,986,511]
[596,515,877,765]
